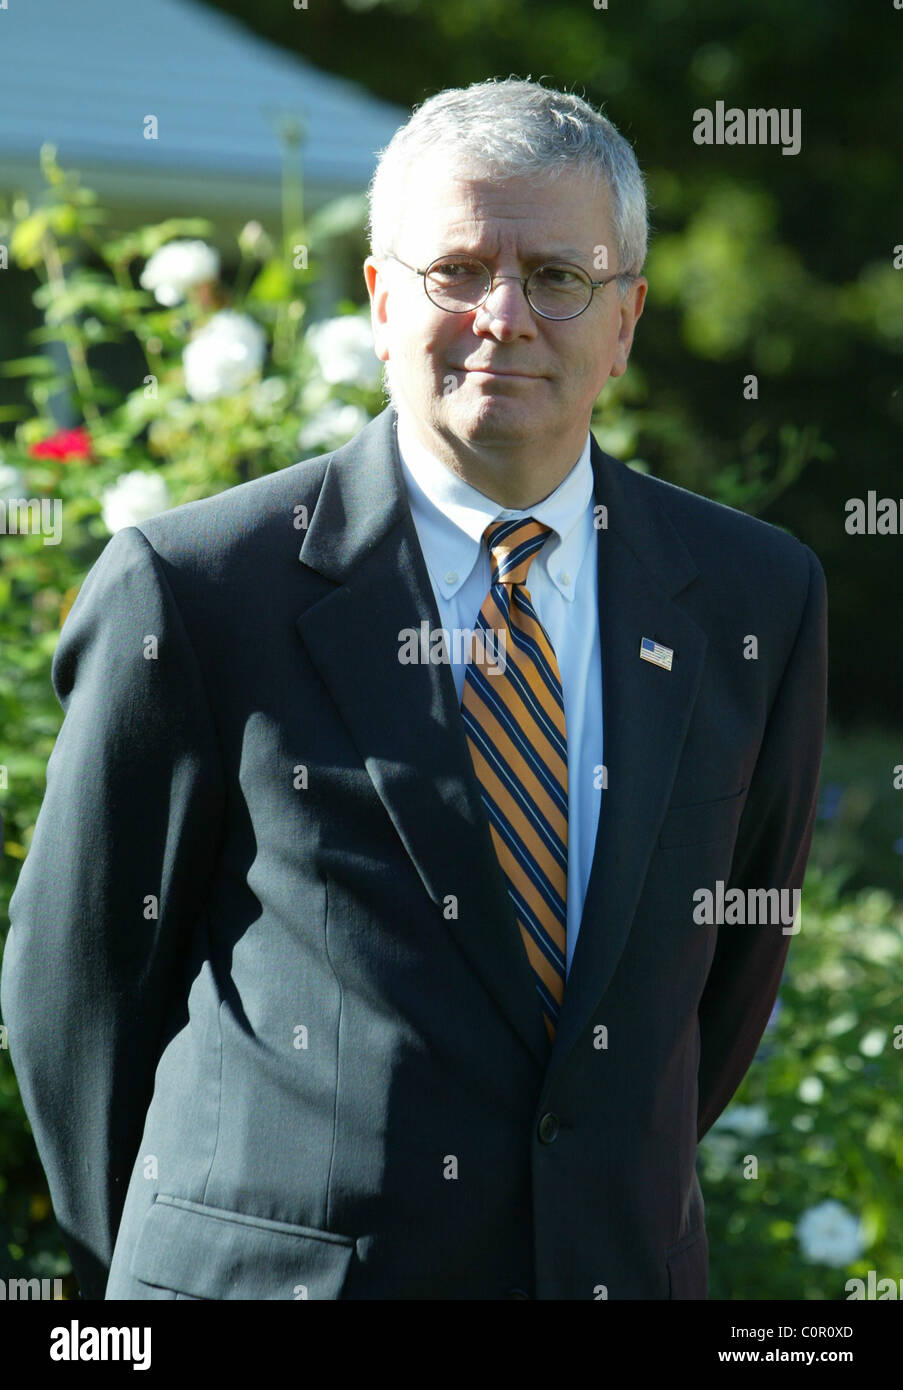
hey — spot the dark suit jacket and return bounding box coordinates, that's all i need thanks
[1,403,827,1300]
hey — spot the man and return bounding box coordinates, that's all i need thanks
[1,78,827,1300]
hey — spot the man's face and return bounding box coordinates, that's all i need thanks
[364,162,647,465]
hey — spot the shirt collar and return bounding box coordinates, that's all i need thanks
[395,408,595,602]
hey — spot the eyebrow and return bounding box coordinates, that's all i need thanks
[438,247,590,265]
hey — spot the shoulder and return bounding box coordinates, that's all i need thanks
[607,451,823,613]
[131,451,334,573]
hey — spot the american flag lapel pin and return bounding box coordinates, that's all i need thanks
[640,636,674,671]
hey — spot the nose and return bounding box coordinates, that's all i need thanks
[473,275,535,336]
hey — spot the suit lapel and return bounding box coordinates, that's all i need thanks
[294,407,550,1067]
[547,440,707,1071]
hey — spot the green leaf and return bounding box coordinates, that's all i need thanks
[0,357,58,378]
[32,275,151,321]
[48,204,79,237]
[247,259,294,304]
[10,210,52,268]
[102,218,216,266]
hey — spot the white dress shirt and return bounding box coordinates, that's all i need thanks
[395,408,603,977]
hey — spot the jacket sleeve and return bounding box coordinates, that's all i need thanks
[695,543,828,1142]
[0,524,226,1298]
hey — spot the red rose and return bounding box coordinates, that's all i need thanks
[29,427,93,461]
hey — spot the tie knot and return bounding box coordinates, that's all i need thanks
[484,517,551,587]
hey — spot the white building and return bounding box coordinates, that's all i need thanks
[0,0,407,274]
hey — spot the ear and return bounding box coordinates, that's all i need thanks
[363,256,391,363]
[609,277,647,379]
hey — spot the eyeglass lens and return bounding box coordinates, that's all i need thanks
[424,256,592,318]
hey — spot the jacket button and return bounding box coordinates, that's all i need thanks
[538,1112,559,1143]
[506,1288,531,1299]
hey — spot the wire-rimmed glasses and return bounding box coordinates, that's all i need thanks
[384,252,636,320]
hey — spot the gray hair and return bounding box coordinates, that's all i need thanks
[367,76,649,299]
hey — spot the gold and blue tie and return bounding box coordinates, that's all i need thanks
[461,517,568,1044]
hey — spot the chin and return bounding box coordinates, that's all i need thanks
[458,392,534,424]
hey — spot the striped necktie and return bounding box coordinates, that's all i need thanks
[461,517,568,1044]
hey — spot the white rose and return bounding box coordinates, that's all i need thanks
[306,315,381,386]
[251,377,289,415]
[297,401,370,449]
[183,311,267,402]
[0,462,26,500]
[238,220,271,257]
[101,471,170,533]
[796,1200,865,1267]
[140,240,220,307]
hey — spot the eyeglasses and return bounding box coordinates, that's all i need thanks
[384,252,636,321]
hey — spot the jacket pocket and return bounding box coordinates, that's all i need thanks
[130,1193,356,1300]
[666,1227,708,1300]
[658,787,747,849]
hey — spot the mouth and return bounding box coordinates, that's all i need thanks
[459,367,541,379]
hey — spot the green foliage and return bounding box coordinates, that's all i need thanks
[808,727,903,900]
[0,145,386,840]
[701,867,903,1299]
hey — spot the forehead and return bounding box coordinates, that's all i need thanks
[395,162,614,259]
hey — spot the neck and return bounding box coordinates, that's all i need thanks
[397,409,586,509]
